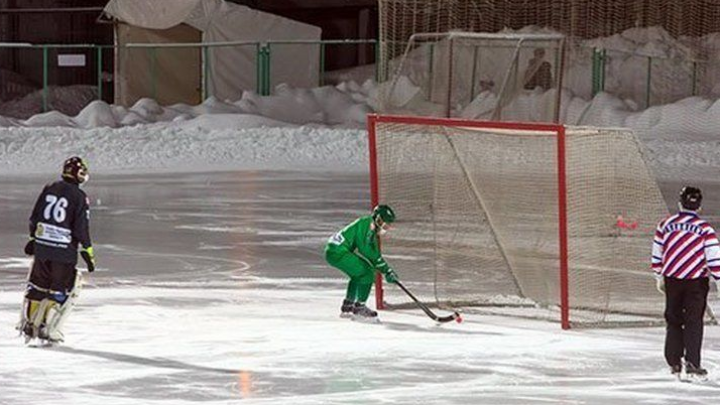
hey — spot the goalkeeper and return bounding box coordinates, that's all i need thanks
[324,205,399,320]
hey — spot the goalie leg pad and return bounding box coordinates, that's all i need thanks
[44,271,83,342]
[18,298,54,340]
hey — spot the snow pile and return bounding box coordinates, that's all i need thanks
[456,87,720,179]
[0,26,712,130]
[0,26,719,178]
[579,27,699,104]
[0,124,367,175]
[385,25,710,113]
[0,82,374,130]
[0,85,97,120]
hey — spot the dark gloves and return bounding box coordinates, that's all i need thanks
[81,246,95,272]
[24,238,35,256]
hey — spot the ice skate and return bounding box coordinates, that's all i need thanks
[682,362,709,383]
[19,322,36,344]
[670,364,682,377]
[340,299,354,319]
[351,303,379,323]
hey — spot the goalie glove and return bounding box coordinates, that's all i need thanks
[24,237,35,256]
[80,245,95,273]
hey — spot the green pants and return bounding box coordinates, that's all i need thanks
[325,248,375,303]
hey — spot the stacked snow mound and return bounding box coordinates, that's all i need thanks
[0,85,97,120]
[0,124,368,174]
[0,82,374,130]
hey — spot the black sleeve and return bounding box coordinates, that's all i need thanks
[28,186,48,237]
[73,191,92,249]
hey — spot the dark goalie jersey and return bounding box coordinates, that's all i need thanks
[29,179,92,265]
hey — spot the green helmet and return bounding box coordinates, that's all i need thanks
[372,204,396,224]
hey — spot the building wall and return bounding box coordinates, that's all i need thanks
[232,0,379,71]
[0,0,113,101]
[0,0,377,104]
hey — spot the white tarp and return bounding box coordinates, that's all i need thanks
[104,0,321,104]
[103,0,201,30]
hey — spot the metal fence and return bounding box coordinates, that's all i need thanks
[0,40,378,118]
[0,38,715,118]
[586,47,706,109]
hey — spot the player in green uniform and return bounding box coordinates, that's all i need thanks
[324,205,399,320]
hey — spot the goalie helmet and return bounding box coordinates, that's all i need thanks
[62,156,89,184]
[680,186,702,211]
[372,204,396,224]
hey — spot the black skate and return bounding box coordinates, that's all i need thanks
[20,322,36,344]
[352,303,379,323]
[340,299,354,319]
[670,364,682,376]
[683,363,709,382]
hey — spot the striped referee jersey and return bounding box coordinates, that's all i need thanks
[652,211,720,280]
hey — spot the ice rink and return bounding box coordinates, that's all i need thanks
[1,171,720,404]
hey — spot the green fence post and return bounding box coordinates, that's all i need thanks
[264,45,271,95]
[202,45,209,100]
[257,44,270,96]
[96,46,103,101]
[591,48,607,97]
[646,56,652,108]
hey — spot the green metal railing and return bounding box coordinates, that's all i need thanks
[0,40,706,114]
[590,47,703,108]
[0,40,378,113]
[261,39,379,95]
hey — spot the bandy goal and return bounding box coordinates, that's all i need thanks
[368,114,675,329]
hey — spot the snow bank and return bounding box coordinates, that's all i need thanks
[0,26,719,179]
[0,124,367,175]
[0,82,373,130]
[0,85,97,120]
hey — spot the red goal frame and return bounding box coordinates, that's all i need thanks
[367,114,571,329]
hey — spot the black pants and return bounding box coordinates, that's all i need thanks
[26,259,77,304]
[664,276,709,368]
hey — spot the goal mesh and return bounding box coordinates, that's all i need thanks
[370,115,671,328]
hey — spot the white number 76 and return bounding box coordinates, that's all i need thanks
[44,194,68,223]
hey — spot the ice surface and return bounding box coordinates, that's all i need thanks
[1,172,720,404]
[2,24,720,404]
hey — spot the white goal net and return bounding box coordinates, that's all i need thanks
[369,114,681,328]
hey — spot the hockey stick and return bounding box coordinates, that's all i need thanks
[394,280,462,323]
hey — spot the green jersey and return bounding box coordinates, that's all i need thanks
[325,215,391,274]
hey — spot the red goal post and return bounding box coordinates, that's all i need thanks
[368,113,671,329]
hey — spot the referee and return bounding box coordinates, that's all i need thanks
[652,186,720,378]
